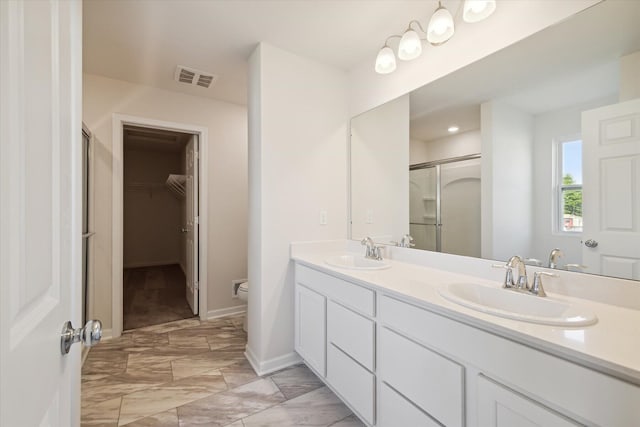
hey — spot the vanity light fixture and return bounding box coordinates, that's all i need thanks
[375,42,398,74]
[398,22,424,60]
[374,0,497,75]
[448,125,460,133]
[427,1,455,45]
[463,0,496,23]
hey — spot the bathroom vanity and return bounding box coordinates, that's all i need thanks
[292,244,640,427]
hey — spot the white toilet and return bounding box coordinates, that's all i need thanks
[237,281,248,332]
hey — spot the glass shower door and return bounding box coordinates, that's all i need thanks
[409,167,438,251]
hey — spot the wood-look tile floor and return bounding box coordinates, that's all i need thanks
[123,265,196,331]
[81,315,364,427]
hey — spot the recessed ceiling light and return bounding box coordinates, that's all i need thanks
[448,126,459,133]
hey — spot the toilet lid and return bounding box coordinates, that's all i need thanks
[238,282,248,292]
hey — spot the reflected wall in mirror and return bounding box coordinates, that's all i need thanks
[349,0,640,281]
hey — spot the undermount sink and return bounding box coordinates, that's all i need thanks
[325,254,391,271]
[439,283,597,327]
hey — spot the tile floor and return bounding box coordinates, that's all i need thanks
[123,265,196,330]
[82,314,364,427]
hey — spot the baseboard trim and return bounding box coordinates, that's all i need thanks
[100,328,113,340]
[123,260,181,269]
[244,345,302,376]
[206,305,246,320]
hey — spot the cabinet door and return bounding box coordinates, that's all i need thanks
[294,284,326,376]
[477,376,579,427]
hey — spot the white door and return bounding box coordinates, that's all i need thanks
[185,135,199,314]
[582,98,640,280]
[0,1,83,426]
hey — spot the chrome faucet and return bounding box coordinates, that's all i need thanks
[507,255,528,290]
[493,256,557,297]
[548,248,564,269]
[361,237,383,260]
[530,271,557,297]
[392,234,415,248]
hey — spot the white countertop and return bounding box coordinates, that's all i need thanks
[292,250,640,386]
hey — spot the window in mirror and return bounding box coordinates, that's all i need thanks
[557,139,583,233]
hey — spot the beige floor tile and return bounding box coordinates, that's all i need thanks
[81,396,122,426]
[269,364,324,400]
[171,351,245,380]
[177,378,285,427]
[118,370,228,425]
[120,408,179,427]
[241,386,352,427]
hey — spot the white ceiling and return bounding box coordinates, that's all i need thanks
[83,0,462,106]
[409,0,640,142]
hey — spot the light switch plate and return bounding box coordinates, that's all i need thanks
[320,210,328,225]
[366,209,374,224]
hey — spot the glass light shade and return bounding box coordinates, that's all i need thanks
[398,29,422,61]
[427,6,455,45]
[375,46,397,74]
[463,0,496,23]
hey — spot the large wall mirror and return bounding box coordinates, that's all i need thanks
[350,0,640,281]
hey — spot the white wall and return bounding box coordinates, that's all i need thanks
[247,43,348,373]
[123,148,183,268]
[350,95,409,242]
[410,129,481,164]
[530,96,616,267]
[83,74,248,329]
[620,51,640,102]
[481,101,533,262]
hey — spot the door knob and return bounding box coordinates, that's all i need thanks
[180,228,188,233]
[584,239,598,248]
[60,319,102,355]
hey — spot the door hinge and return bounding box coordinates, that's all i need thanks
[194,216,199,225]
[194,281,199,291]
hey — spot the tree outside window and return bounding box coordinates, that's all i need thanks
[559,140,582,233]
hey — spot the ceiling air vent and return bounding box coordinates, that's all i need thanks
[174,65,217,89]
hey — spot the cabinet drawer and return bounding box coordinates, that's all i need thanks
[327,343,375,425]
[379,327,464,427]
[378,383,440,427]
[296,264,375,316]
[327,301,375,371]
[477,375,579,426]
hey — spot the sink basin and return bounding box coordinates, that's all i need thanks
[325,254,391,271]
[439,283,597,327]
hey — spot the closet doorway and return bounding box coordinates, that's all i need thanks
[112,115,209,336]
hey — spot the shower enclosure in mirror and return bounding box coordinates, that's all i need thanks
[349,0,640,281]
[410,155,480,257]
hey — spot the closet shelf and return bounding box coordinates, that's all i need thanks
[166,174,186,199]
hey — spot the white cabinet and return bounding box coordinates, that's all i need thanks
[293,262,640,427]
[379,327,464,427]
[327,343,375,425]
[378,383,440,427]
[477,375,579,427]
[294,284,326,376]
[327,300,375,371]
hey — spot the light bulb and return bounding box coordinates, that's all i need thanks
[448,126,459,133]
[375,46,397,74]
[398,29,422,61]
[463,0,496,23]
[427,4,455,45]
